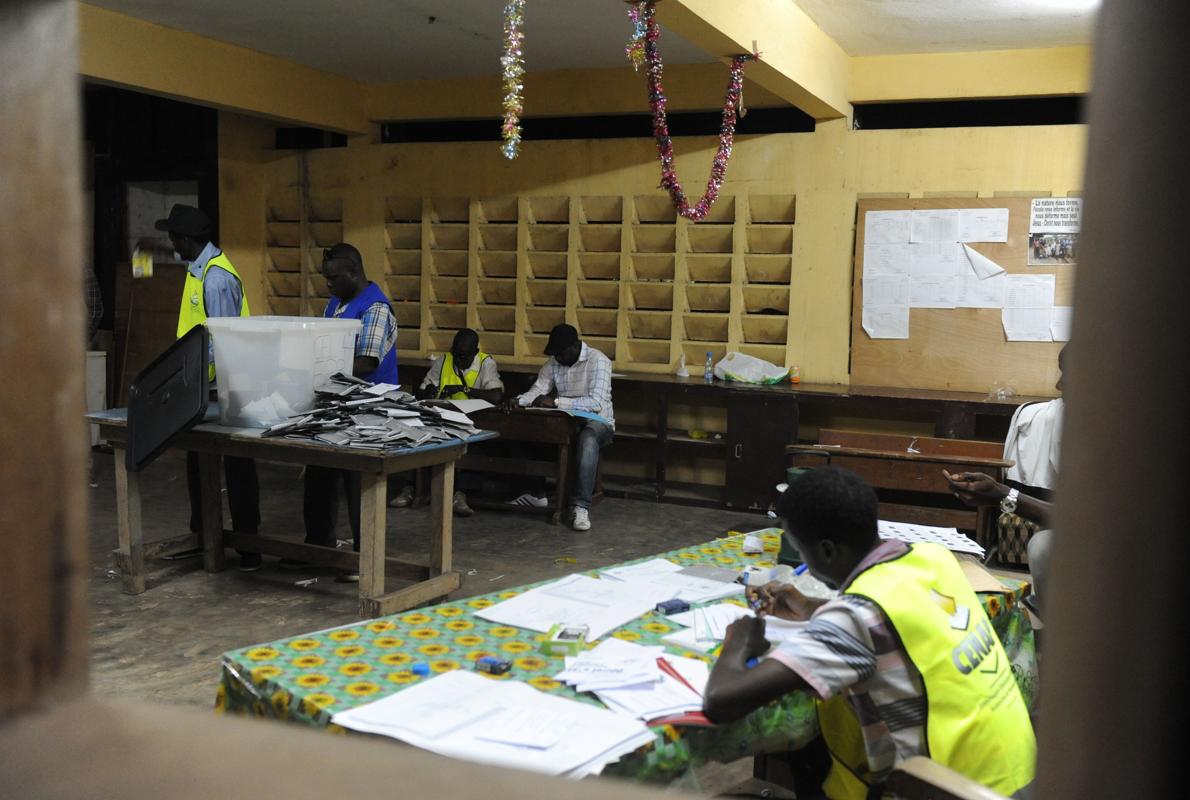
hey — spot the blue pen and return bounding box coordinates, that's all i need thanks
[794,563,809,576]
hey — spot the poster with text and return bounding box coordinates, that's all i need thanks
[1028,198,1081,266]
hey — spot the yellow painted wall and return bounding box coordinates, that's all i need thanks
[851,46,1092,102]
[220,114,1086,388]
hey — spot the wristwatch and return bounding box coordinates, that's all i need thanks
[1000,488,1019,515]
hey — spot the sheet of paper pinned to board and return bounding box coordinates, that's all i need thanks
[864,210,912,244]
[958,208,1010,243]
[909,276,958,308]
[863,274,910,307]
[910,242,964,277]
[961,244,1006,278]
[863,242,912,276]
[1005,274,1056,308]
[910,209,960,243]
[956,273,1008,308]
[863,305,910,339]
[1050,306,1073,342]
[1003,308,1054,341]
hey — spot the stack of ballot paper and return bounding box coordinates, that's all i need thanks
[260,373,484,450]
[475,574,676,640]
[553,639,708,722]
[877,520,985,557]
[661,602,810,653]
[600,558,744,604]
[331,670,654,778]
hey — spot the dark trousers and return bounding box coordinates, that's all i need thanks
[303,466,361,551]
[187,453,260,556]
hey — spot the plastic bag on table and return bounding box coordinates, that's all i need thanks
[712,351,789,384]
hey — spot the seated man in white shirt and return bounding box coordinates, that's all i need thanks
[513,324,614,532]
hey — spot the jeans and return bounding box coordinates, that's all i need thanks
[303,466,361,551]
[573,420,614,510]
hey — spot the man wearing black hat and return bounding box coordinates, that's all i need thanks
[155,204,262,571]
[514,324,614,532]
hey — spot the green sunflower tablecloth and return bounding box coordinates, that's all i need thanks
[217,530,1036,785]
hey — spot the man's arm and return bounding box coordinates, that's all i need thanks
[943,470,1054,527]
[465,357,503,404]
[703,617,807,723]
[515,362,555,407]
[353,303,395,379]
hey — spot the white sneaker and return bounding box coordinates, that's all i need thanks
[571,507,591,532]
[509,493,548,508]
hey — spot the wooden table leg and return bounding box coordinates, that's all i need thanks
[112,446,145,594]
[553,441,570,525]
[197,453,226,573]
[358,471,387,618]
[430,461,454,575]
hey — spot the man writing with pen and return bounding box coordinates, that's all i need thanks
[703,467,1036,800]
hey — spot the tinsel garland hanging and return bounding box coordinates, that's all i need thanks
[500,0,526,159]
[627,1,757,221]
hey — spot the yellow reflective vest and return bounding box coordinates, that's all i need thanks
[435,352,490,400]
[818,542,1035,799]
[176,251,250,380]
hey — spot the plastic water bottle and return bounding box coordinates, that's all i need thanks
[703,351,714,384]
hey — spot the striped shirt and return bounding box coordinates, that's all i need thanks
[516,342,614,427]
[766,540,925,786]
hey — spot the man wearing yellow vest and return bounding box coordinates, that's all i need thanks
[703,467,1035,799]
[390,328,503,515]
[156,204,262,571]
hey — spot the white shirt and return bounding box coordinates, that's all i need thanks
[1003,398,1063,490]
[516,343,615,427]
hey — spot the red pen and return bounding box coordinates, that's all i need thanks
[657,656,701,697]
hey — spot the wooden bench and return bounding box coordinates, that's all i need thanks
[787,429,1012,544]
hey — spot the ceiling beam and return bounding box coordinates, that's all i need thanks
[851,46,1092,103]
[657,0,852,121]
[78,3,369,135]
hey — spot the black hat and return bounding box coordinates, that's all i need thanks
[154,204,210,238]
[544,323,580,356]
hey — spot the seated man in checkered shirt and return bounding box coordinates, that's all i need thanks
[514,324,613,532]
[704,467,1036,799]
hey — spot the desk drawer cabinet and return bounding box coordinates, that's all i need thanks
[725,396,799,510]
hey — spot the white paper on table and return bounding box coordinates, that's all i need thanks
[742,534,764,554]
[661,627,717,653]
[910,276,958,308]
[474,706,576,750]
[1003,308,1054,342]
[878,520,984,556]
[332,671,653,779]
[864,210,912,244]
[435,409,475,426]
[332,671,504,740]
[958,208,1010,243]
[956,273,1008,308]
[862,305,910,339]
[1005,274,1056,308]
[385,408,422,418]
[669,602,753,642]
[910,242,964,276]
[402,417,426,427]
[447,399,495,413]
[863,242,912,277]
[961,244,1006,278]
[595,655,709,721]
[600,558,682,583]
[1051,306,1073,342]
[475,574,675,641]
[362,383,401,396]
[555,639,663,692]
[910,209,960,243]
[863,275,910,307]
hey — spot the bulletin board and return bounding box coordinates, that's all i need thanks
[850,197,1073,396]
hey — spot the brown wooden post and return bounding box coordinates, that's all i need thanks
[0,0,88,718]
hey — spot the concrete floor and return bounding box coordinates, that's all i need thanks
[86,450,771,791]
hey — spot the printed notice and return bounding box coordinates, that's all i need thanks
[864,210,912,244]
[910,209,960,243]
[910,242,964,277]
[863,305,910,339]
[863,242,912,276]
[961,244,1006,278]
[909,276,958,308]
[956,273,1007,308]
[1003,308,1054,342]
[1029,198,1080,266]
[1005,274,1056,308]
[958,208,1010,243]
[863,275,910,307]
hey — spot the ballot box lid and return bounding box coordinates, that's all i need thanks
[126,325,209,472]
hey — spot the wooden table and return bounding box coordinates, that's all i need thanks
[460,407,585,524]
[86,409,496,618]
